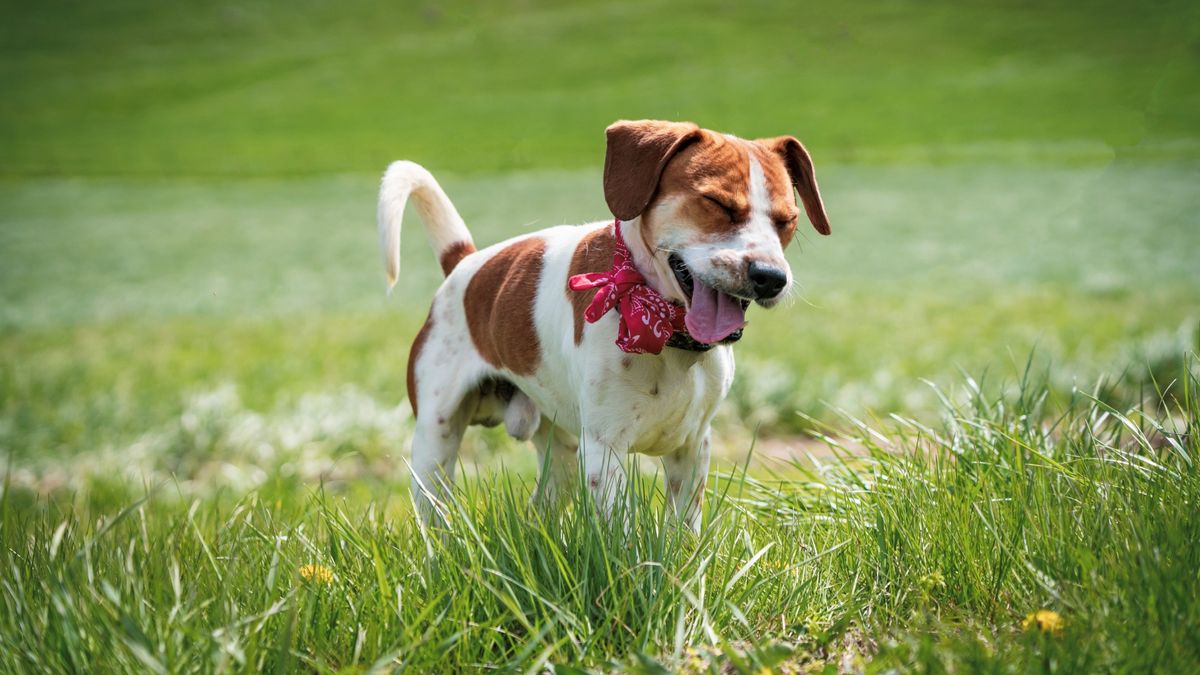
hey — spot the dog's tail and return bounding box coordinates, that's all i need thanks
[378,161,475,290]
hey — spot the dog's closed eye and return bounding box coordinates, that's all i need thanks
[772,212,798,231]
[703,195,740,223]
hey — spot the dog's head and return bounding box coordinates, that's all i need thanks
[603,120,830,344]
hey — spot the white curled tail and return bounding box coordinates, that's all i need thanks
[377,161,475,290]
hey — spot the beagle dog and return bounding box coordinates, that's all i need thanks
[378,120,830,530]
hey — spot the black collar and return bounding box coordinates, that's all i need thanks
[666,327,744,352]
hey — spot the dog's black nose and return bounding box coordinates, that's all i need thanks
[747,261,787,299]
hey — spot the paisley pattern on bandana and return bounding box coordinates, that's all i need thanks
[568,220,688,354]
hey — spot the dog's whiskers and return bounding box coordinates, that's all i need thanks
[783,282,819,309]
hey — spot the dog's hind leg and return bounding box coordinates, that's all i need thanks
[410,401,469,524]
[406,307,484,524]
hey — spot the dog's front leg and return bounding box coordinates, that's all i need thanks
[580,427,629,522]
[530,419,579,509]
[661,431,712,533]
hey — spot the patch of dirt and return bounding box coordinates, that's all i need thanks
[716,432,869,468]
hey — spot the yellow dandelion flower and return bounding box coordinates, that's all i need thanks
[1022,609,1064,635]
[679,646,707,673]
[298,563,335,585]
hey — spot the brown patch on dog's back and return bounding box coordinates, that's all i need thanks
[463,238,546,375]
[566,224,615,344]
[407,309,434,415]
[439,240,476,276]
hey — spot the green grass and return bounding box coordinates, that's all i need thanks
[2,365,1197,672]
[3,163,1197,459]
[2,0,1198,177]
[3,0,1200,670]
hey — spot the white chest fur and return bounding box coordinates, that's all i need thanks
[577,347,733,456]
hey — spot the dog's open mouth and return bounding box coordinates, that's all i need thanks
[669,254,749,344]
[669,254,695,297]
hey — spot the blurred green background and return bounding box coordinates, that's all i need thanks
[2,0,1198,488]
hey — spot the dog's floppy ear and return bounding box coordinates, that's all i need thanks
[603,120,703,221]
[762,136,831,235]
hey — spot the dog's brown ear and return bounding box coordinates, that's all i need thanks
[604,120,702,221]
[762,136,831,235]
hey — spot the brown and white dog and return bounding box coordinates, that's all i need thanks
[378,120,830,530]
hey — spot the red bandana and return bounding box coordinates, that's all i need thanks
[568,220,687,354]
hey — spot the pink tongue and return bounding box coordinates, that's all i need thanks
[684,278,747,344]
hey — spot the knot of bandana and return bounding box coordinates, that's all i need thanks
[568,220,687,355]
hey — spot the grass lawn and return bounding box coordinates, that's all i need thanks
[3,163,1197,462]
[3,371,1198,672]
[2,0,1199,671]
[3,0,1199,176]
